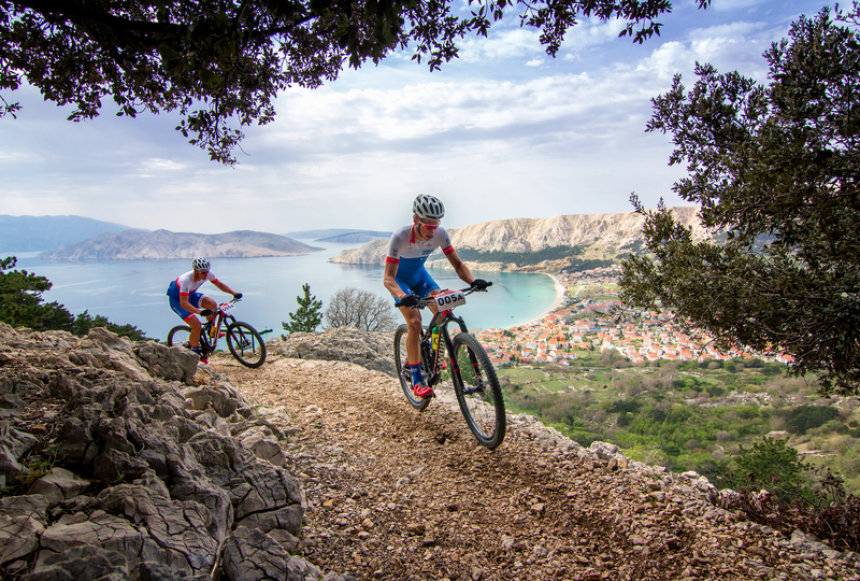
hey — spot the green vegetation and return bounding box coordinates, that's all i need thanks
[726,437,816,505]
[620,5,860,396]
[0,256,148,340]
[281,283,323,335]
[498,352,860,494]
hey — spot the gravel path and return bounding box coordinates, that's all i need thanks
[212,354,860,581]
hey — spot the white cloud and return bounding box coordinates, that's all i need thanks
[0,0,818,233]
[708,0,766,12]
[135,158,188,176]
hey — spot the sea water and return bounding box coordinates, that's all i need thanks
[7,242,558,340]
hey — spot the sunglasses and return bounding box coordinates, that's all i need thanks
[418,220,439,230]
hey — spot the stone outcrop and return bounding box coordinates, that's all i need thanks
[39,229,322,261]
[269,327,395,377]
[0,323,350,580]
[3,321,859,581]
[330,206,709,269]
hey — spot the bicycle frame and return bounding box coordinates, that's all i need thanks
[199,299,238,354]
[414,287,479,386]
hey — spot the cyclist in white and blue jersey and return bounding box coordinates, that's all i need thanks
[384,194,489,399]
[166,257,242,361]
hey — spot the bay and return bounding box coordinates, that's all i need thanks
[9,242,558,340]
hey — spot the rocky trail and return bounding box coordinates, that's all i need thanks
[1,323,858,581]
[211,350,860,581]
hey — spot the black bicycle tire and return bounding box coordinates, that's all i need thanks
[393,324,431,411]
[226,321,267,368]
[166,325,192,347]
[451,332,506,449]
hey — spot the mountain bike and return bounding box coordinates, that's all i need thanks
[394,285,506,449]
[166,298,267,368]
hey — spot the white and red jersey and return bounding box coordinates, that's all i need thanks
[386,225,454,277]
[172,270,218,296]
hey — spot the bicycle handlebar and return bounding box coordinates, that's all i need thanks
[217,296,242,310]
[394,283,492,309]
[201,296,242,317]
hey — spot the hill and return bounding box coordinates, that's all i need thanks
[287,228,391,242]
[1,323,856,580]
[316,230,390,244]
[330,207,708,271]
[38,229,322,261]
[0,215,134,252]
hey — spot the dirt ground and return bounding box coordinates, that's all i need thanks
[210,353,858,581]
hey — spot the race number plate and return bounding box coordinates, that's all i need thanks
[220,302,235,313]
[434,290,467,310]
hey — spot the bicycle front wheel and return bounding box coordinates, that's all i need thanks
[166,325,192,347]
[394,324,430,411]
[451,333,506,449]
[226,322,267,368]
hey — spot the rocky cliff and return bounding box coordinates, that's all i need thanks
[0,323,348,580]
[39,229,321,261]
[330,206,708,270]
[2,324,858,581]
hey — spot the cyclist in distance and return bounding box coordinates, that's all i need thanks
[384,194,489,399]
[167,257,242,361]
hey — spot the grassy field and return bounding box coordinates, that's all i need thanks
[498,354,860,493]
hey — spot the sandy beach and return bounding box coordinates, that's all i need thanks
[514,272,565,328]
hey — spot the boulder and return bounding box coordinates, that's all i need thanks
[271,327,395,376]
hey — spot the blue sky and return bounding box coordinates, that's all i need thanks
[0,0,829,234]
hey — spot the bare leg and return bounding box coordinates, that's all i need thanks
[401,306,423,365]
[188,317,202,347]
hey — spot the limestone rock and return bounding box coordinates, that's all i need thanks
[271,327,394,376]
[0,323,342,580]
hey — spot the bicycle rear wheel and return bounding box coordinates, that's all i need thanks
[226,322,267,368]
[394,324,431,411]
[166,325,192,347]
[451,332,506,449]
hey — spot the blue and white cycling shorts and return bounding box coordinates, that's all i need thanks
[167,281,204,322]
[394,268,440,300]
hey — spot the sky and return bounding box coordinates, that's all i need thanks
[0,0,831,234]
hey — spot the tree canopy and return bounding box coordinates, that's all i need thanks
[620,4,860,396]
[1,0,708,164]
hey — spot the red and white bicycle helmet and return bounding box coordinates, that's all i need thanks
[413,194,445,220]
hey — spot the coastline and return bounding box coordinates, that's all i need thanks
[512,272,565,329]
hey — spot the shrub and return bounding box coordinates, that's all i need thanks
[0,256,147,340]
[725,437,814,505]
[784,406,840,435]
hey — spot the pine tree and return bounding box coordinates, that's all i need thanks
[282,283,323,334]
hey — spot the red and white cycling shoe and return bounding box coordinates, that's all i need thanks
[413,380,435,399]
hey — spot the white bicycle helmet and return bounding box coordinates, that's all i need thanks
[413,194,445,220]
[191,257,210,271]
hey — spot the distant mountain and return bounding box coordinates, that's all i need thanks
[317,231,391,244]
[286,228,390,242]
[39,229,322,261]
[330,207,709,271]
[0,215,135,252]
